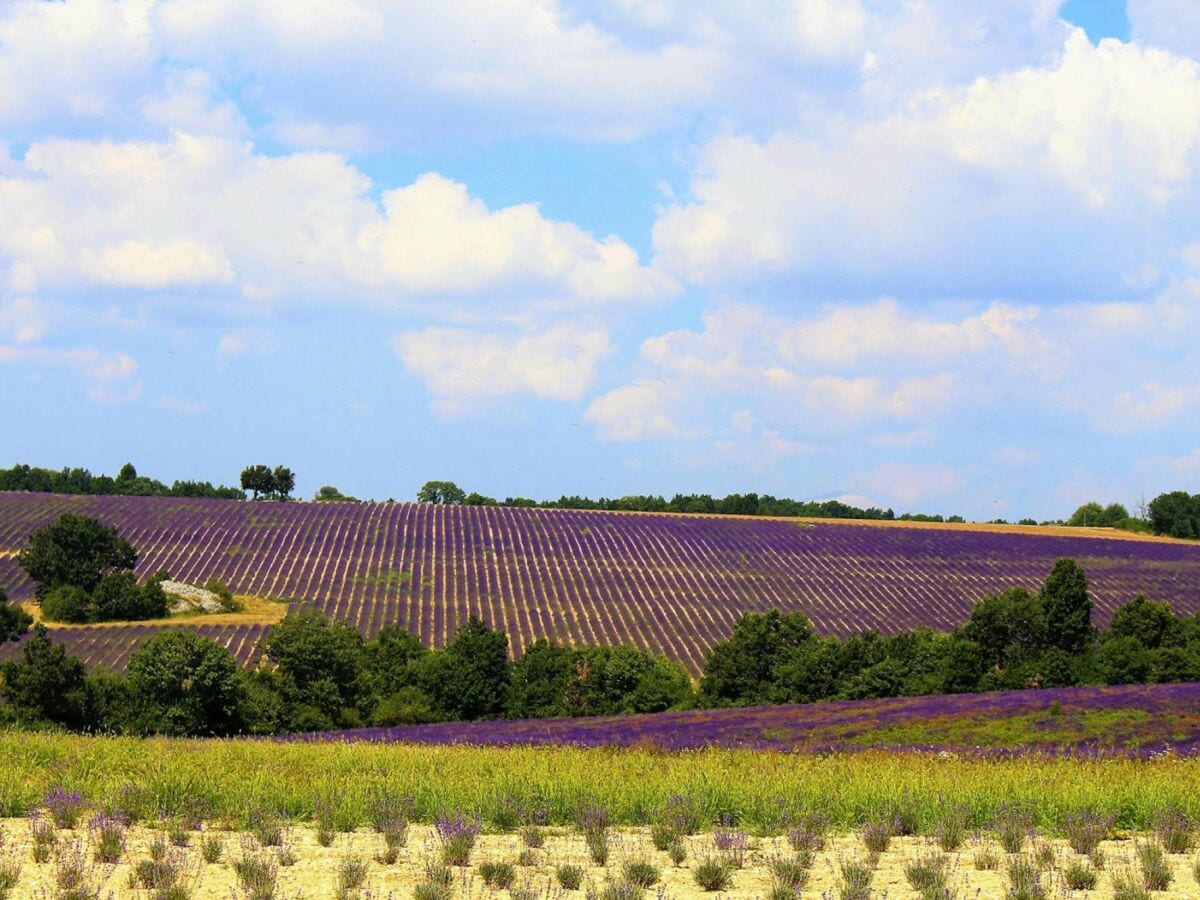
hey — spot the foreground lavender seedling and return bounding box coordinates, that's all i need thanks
[30,812,57,863]
[44,788,85,830]
[1004,855,1045,900]
[786,811,830,853]
[1062,808,1112,856]
[52,839,108,900]
[838,857,874,900]
[993,805,1033,855]
[88,811,127,864]
[1152,806,1194,854]
[713,825,748,868]
[435,815,481,867]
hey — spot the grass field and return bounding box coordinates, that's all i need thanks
[1,733,1197,831]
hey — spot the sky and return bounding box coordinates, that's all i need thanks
[2,0,1199,521]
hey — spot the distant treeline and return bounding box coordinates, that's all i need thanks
[3,557,1200,737]
[417,480,956,522]
[0,463,244,500]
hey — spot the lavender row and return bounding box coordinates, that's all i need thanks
[0,622,268,671]
[1,493,1199,673]
[288,681,1200,757]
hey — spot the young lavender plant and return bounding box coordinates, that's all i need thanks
[581,807,610,866]
[231,841,280,900]
[43,788,86,830]
[1004,855,1045,900]
[0,827,20,900]
[369,793,410,852]
[860,819,894,855]
[1151,806,1194,854]
[1136,840,1173,891]
[933,804,969,852]
[435,815,481,867]
[838,857,874,900]
[993,805,1033,855]
[30,811,57,863]
[314,797,337,848]
[556,863,584,890]
[334,853,370,900]
[87,810,127,864]
[247,807,284,848]
[1062,808,1112,856]
[712,824,748,869]
[52,839,106,900]
[787,812,830,853]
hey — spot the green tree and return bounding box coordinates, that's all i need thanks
[126,630,241,736]
[1108,595,1182,649]
[0,587,32,642]
[699,610,817,706]
[1040,558,1095,654]
[40,585,94,623]
[92,571,168,621]
[417,481,467,505]
[18,514,137,599]
[960,587,1046,669]
[272,466,295,500]
[1147,491,1200,539]
[240,465,275,500]
[263,611,367,730]
[420,616,509,720]
[0,625,87,726]
[507,639,574,718]
[314,485,358,502]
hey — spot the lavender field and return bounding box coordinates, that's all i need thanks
[287,682,1200,756]
[1,493,1199,672]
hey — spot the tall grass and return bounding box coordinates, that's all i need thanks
[0,732,1197,831]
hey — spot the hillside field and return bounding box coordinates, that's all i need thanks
[1,493,1199,672]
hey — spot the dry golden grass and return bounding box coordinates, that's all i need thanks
[18,594,288,629]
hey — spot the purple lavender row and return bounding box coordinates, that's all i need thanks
[285,681,1200,758]
[1,493,1199,673]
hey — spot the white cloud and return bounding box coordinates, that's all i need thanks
[0,134,671,311]
[79,239,234,289]
[1108,381,1200,432]
[1129,0,1200,62]
[652,32,1200,295]
[991,447,1042,468]
[584,380,690,441]
[0,0,155,131]
[217,329,278,361]
[0,345,141,402]
[851,461,964,509]
[0,297,48,343]
[394,324,612,415]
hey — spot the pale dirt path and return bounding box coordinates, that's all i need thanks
[2,821,1199,899]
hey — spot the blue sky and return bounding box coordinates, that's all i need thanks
[2,0,1200,520]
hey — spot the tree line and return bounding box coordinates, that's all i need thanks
[3,554,1199,737]
[416,480,955,523]
[0,462,244,500]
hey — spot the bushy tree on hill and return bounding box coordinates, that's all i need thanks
[0,587,32,642]
[125,630,241,736]
[0,625,88,727]
[18,515,170,623]
[18,514,137,599]
[1148,491,1200,539]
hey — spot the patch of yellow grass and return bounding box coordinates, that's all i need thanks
[20,594,288,629]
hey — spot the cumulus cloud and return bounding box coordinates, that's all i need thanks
[0,134,671,312]
[653,32,1200,297]
[0,344,141,402]
[394,324,613,415]
[585,380,691,441]
[1129,0,1200,61]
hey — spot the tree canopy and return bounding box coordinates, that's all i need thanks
[18,514,137,599]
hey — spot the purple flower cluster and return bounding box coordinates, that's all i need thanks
[43,788,85,829]
[284,680,1200,758]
